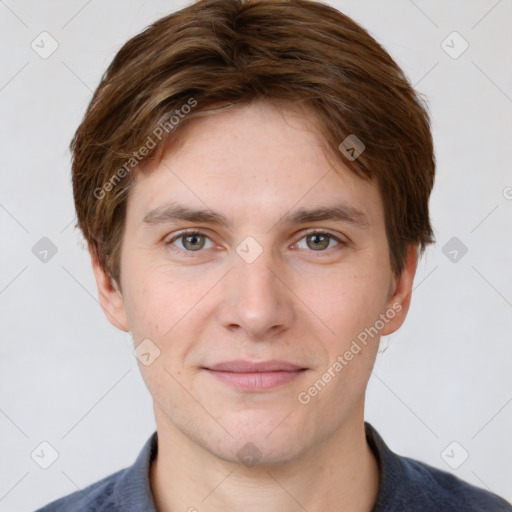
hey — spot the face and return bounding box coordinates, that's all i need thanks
[93,99,416,465]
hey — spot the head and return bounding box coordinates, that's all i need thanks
[72,0,435,465]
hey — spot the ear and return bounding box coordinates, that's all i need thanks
[381,244,418,336]
[89,248,130,332]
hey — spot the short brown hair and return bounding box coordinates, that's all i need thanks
[71,0,435,286]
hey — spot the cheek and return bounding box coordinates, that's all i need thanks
[125,269,199,406]
[121,256,202,340]
[315,267,390,343]
[122,273,164,341]
[299,271,387,407]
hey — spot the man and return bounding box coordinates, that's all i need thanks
[37,0,511,510]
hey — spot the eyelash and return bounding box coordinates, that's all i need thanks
[166,229,346,256]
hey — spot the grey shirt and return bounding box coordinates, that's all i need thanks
[35,422,512,511]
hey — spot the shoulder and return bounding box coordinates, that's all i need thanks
[33,468,126,511]
[396,454,512,511]
[33,431,158,512]
[365,423,512,512]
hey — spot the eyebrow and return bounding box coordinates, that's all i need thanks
[142,202,371,230]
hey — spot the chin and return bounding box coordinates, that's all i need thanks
[204,418,312,468]
[212,437,306,468]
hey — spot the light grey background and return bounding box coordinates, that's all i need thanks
[1,0,511,510]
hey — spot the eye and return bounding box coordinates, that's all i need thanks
[294,230,343,252]
[166,230,214,252]
[166,229,345,255]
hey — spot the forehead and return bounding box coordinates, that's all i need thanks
[126,100,384,230]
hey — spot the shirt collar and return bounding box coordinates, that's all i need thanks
[364,421,418,511]
[112,430,159,511]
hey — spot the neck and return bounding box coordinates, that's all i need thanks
[150,407,380,512]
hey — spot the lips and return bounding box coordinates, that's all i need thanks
[206,360,305,372]
[203,360,307,391]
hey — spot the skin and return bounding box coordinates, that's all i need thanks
[91,99,417,512]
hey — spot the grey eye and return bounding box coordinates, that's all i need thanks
[170,232,213,252]
[296,232,340,251]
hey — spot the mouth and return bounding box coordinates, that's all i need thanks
[202,360,307,392]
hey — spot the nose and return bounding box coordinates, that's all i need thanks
[216,244,295,341]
